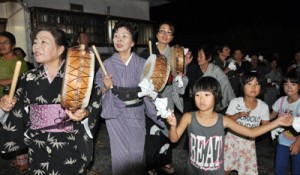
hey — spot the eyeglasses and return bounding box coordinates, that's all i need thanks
[158,29,173,36]
[0,41,11,46]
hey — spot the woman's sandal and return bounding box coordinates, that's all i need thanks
[18,164,29,174]
[10,159,18,167]
[160,164,175,174]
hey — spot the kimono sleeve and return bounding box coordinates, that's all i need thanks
[0,73,29,153]
[85,82,102,137]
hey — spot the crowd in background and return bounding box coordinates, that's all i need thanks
[1,20,300,175]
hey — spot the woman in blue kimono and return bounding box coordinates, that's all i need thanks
[0,25,102,174]
[95,21,165,175]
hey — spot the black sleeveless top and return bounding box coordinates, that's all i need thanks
[186,112,225,175]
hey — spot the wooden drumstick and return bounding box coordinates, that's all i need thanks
[92,45,113,89]
[149,40,152,55]
[92,45,108,75]
[8,61,22,100]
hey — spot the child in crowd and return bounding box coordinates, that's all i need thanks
[224,71,270,175]
[165,76,293,175]
[270,70,300,175]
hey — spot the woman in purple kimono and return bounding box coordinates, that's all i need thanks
[0,25,102,174]
[95,21,165,175]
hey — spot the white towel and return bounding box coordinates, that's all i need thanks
[175,75,184,88]
[154,98,172,118]
[271,127,284,140]
[184,48,189,55]
[228,61,237,71]
[138,78,158,99]
[245,55,251,62]
[293,117,300,133]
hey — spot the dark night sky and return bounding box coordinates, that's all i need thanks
[149,0,300,64]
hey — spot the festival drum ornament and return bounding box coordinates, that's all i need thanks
[61,44,95,112]
[140,54,170,92]
[170,44,185,75]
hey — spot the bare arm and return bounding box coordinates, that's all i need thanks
[261,120,270,125]
[290,136,300,155]
[224,67,231,74]
[184,51,193,66]
[166,112,191,143]
[269,110,279,120]
[224,114,293,138]
[0,79,12,87]
[226,111,249,121]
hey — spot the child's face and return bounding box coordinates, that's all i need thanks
[194,91,215,111]
[283,80,300,97]
[243,77,261,98]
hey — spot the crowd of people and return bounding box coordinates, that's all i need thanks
[0,19,299,175]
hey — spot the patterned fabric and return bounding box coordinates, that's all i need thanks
[224,132,258,174]
[29,104,73,132]
[0,62,102,174]
[226,97,270,128]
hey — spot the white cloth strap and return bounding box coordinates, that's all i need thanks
[81,118,93,139]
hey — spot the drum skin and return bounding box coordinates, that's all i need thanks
[140,54,170,92]
[170,44,185,75]
[61,45,95,112]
